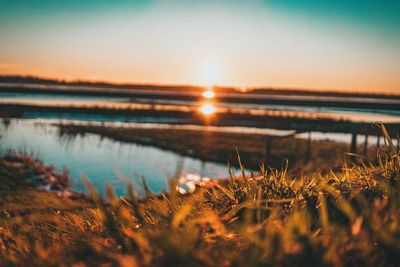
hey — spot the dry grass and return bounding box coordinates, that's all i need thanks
[0,124,399,266]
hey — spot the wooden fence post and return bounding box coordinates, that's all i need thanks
[347,124,359,162]
[350,127,358,155]
[363,134,368,156]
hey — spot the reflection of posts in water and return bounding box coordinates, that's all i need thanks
[175,157,185,179]
[363,134,368,156]
[1,118,11,129]
[265,137,272,164]
[200,161,205,179]
[305,131,311,163]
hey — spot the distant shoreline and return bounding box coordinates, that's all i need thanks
[1,74,399,99]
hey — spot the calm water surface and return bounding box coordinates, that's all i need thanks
[0,119,233,196]
[2,92,400,118]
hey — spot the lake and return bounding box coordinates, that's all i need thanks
[0,119,234,196]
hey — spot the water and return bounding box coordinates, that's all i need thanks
[0,92,129,103]
[2,91,400,123]
[0,119,232,196]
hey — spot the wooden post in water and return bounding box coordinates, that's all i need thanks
[350,132,358,154]
[363,134,368,156]
[265,137,272,164]
[349,125,358,162]
[350,126,358,155]
[305,131,312,162]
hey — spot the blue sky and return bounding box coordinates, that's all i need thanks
[0,0,399,92]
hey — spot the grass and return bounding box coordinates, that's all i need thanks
[0,151,91,215]
[0,124,400,266]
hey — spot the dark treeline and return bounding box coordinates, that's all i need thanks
[0,75,204,92]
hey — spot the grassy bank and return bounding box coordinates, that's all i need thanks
[1,125,400,266]
[0,151,90,216]
[58,123,373,174]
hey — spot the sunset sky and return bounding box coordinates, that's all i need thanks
[0,1,399,93]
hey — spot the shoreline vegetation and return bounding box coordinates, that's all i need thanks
[57,123,375,174]
[1,124,399,266]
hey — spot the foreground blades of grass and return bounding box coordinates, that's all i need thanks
[236,148,246,180]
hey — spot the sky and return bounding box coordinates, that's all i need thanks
[0,0,399,93]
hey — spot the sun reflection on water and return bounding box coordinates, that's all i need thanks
[200,103,216,116]
[202,89,215,99]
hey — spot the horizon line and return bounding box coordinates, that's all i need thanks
[0,73,399,96]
